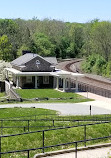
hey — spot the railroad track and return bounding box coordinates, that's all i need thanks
[57,59,111,98]
[65,59,83,73]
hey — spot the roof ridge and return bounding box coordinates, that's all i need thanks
[11,53,53,67]
[11,53,37,66]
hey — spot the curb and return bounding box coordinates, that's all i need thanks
[34,143,111,158]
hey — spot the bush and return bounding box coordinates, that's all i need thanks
[82,54,107,76]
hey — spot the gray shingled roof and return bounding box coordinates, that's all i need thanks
[44,57,58,65]
[11,53,57,66]
[11,53,37,66]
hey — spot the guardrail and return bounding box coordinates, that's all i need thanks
[0,121,111,158]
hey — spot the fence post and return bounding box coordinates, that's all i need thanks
[1,121,3,135]
[28,120,29,132]
[90,105,91,116]
[84,125,86,147]
[27,150,29,158]
[24,127,26,132]
[43,131,45,153]
[0,136,1,158]
[78,120,79,126]
[75,142,77,158]
[53,120,54,127]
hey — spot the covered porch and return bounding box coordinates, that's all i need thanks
[53,70,84,92]
[5,68,84,92]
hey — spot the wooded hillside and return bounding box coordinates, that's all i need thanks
[0,18,111,77]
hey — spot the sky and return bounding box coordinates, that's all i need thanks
[0,0,111,23]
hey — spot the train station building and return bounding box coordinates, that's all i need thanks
[5,53,84,93]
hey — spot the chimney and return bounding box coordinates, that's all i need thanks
[22,50,32,55]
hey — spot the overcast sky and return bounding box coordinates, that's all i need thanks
[0,0,111,23]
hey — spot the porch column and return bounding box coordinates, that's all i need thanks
[68,78,71,90]
[56,77,59,90]
[35,76,38,89]
[6,70,8,80]
[16,76,19,87]
[63,78,66,92]
[75,77,78,92]
[53,77,56,88]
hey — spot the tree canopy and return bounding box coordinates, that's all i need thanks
[0,18,111,77]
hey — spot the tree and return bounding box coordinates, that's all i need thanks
[82,21,111,61]
[91,21,111,61]
[17,44,30,57]
[0,19,22,60]
[92,55,106,75]
[69,23,84,57]
[59,37,70,58]
[106,62,111,77]
[0,35,12,61]
[82,54,107,75]
[0,60,11,81]
[31,32,55,56]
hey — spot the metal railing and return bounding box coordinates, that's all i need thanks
[0,113,57,120]
[1,115,111,135]
[70,78,111,98]
[78,81,111,98]
[1,113,111,120]
[0,120,111,158]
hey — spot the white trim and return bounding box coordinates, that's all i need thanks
[5,68,84,78]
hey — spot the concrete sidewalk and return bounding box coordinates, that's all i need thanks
[34,144,111,158]
[77,92,111,111]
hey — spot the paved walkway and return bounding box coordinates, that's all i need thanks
[0,102,111,115]
[40,146,111,158]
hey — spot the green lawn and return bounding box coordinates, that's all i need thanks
[16,89,93,103]
[0,108,111,158]
[16,89,80,98]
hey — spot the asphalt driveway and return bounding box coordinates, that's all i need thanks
[0,101,111,115]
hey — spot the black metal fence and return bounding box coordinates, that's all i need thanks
[0,113,57,120]
[1,114,111,135]
[0,120,111,158]
[2,113,111,121]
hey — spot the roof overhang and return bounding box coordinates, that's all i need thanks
[5,68,84,78]
[52,70,84,78]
